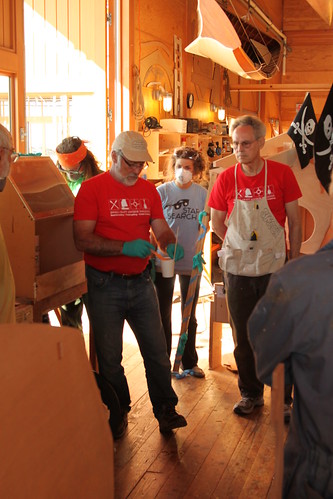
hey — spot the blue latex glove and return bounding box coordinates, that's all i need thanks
[166,243,184,262]
[193,251,206,273]
[122,239,155,258]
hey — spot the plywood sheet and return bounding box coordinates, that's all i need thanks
[0,323,114,498]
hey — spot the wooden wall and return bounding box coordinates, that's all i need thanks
[134,0,222,128]
[281,0,333,131]
[133,0,332,135]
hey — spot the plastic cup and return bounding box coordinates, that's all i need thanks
[160,257,175,278]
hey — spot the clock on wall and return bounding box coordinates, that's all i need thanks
[186,92,194,109]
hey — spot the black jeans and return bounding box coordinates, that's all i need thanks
[154,272,201,370]
[224,272,292,402]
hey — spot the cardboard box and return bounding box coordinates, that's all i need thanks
[160,119,187,133]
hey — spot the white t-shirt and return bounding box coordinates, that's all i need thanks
[157,181,207,274]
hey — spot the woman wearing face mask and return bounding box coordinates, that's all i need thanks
[154,147,208,377]
[55,136,102,329]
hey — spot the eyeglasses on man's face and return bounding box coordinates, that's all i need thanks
[120,153,148,170]
[231,139,259,150]
[1,146,19,163]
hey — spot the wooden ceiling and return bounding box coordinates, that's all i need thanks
[305,0,333,25]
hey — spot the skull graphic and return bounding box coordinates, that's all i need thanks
[305,119,316,136]
[323,114,333,141]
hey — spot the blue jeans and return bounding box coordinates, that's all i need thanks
[85,265,178,416]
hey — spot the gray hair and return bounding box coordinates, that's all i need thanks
[230,115,266,138]
[0,124,13,149]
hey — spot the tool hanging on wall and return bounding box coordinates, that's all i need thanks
[173,35,183,116]
[132,65,145,121]
[172,197,210,378]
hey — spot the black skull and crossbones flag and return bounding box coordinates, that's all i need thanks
[287,93,317,169]
[314,84,333,193]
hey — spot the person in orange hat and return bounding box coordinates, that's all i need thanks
[56,136,102,196]
[56,136,102,329]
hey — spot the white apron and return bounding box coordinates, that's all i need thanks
[219,161,286,276]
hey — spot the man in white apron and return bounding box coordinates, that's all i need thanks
[208,115,302,417]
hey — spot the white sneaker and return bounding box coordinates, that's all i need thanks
[233,395,264,415]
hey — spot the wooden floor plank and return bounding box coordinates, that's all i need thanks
[101,292,280,499]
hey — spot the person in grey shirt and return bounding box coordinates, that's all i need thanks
[248,171,333,498]
[154,146,208,377]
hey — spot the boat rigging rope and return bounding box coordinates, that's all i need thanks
[228,0,279,73]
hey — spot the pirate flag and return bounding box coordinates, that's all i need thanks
[287,93,317,169]
[314,84,333,193]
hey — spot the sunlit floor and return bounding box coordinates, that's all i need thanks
[49,275,235,369]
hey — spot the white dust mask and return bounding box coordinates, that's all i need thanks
[175,168,192,185]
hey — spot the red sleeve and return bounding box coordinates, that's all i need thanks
[282,165,302,203]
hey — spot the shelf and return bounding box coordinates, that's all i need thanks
[142,130,232,179]
[142,131,199,179]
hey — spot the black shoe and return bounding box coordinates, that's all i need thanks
[111,411,128,440]
[157,406,187,433]
[93,372,128,439]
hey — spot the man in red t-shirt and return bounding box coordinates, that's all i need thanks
[74,131,186,438]
[208,115,302,419]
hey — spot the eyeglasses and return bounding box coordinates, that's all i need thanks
[57,163,83,177]
[1,146,19,163]
[120,154,147,170]
[231,139,259,150]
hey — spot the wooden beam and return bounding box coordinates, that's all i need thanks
[305,0,333,26]
[229,83,331,92]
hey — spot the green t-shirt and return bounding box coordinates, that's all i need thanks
[67,177,84,196]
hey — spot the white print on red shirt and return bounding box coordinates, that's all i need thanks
[109,198,150,217]
[237,184,275,200]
